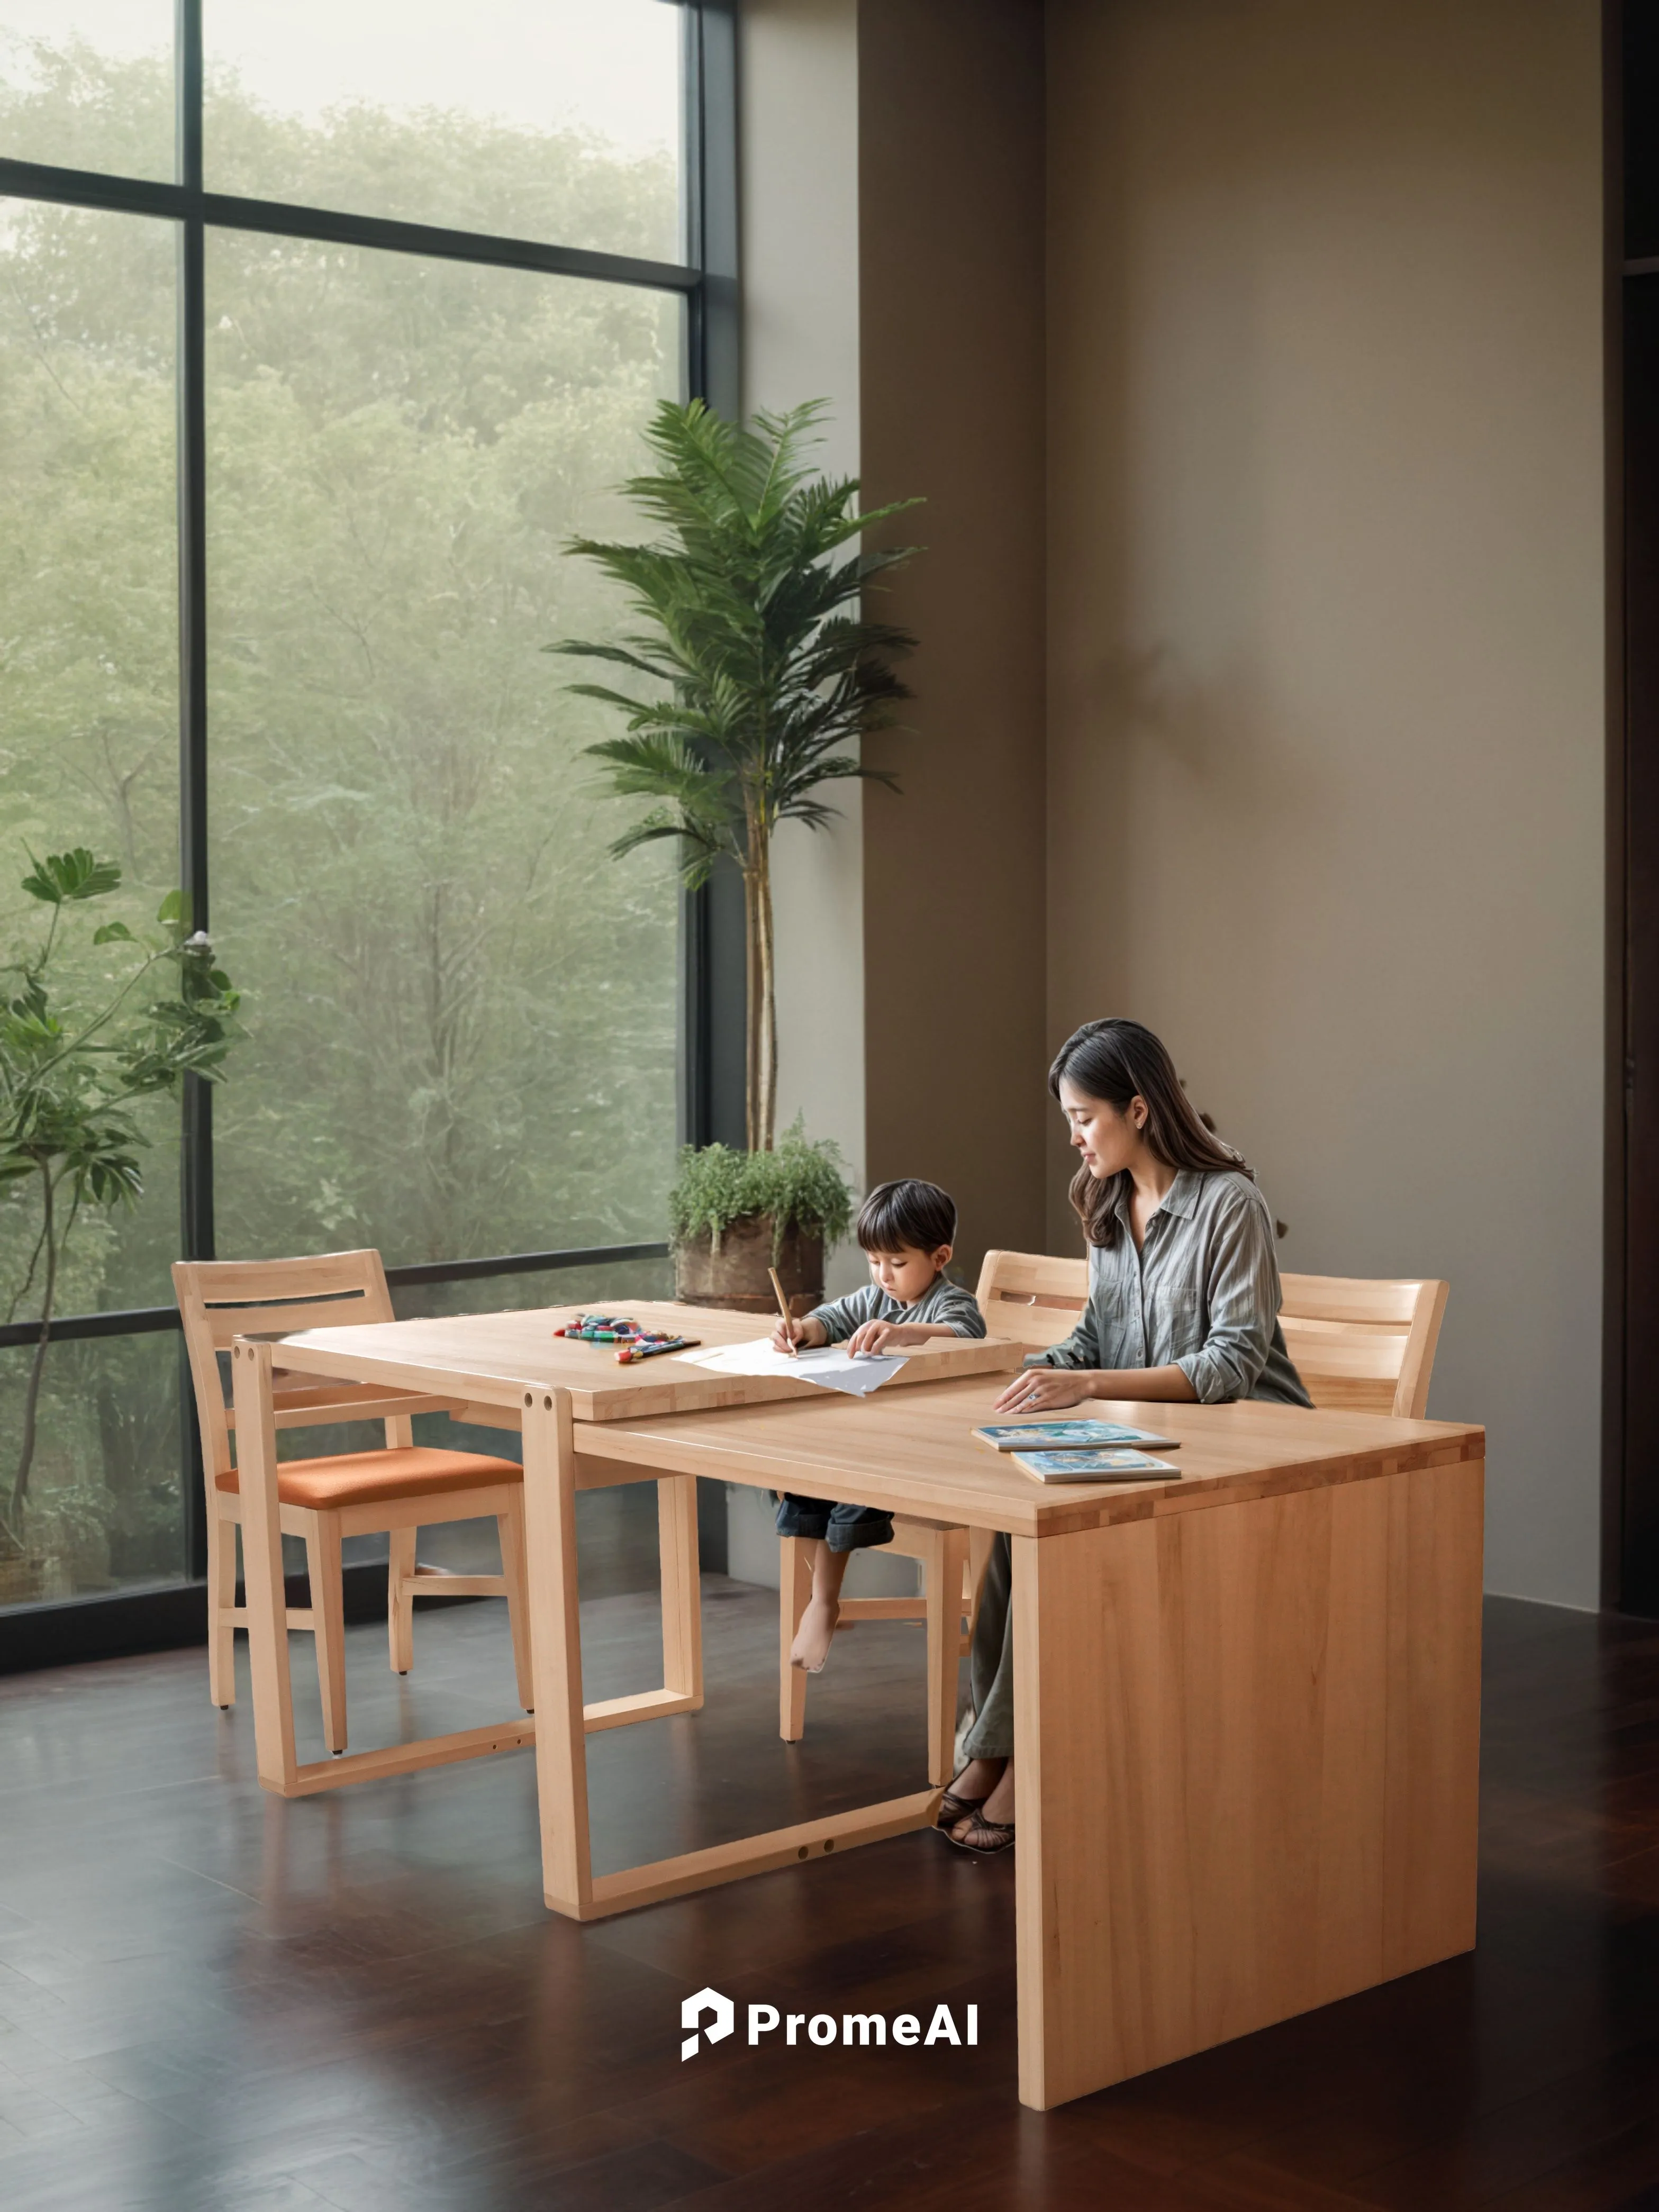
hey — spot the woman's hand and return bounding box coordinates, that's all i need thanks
[846,1318,923,1355]
[992,1366,1096,1415]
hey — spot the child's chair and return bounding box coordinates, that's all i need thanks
[777,1518,984,1784]
[174,1249,533,1753]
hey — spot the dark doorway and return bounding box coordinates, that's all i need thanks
[1615,0,1659,1609]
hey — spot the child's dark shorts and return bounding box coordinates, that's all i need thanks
[773,1495,894,1551]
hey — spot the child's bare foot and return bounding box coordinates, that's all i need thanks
[791,1593,840,1672]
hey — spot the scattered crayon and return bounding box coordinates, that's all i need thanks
[554,1313,701,1361]
[555,1312,651,1342]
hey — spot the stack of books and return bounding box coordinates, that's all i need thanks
[972,1419,1183,1484]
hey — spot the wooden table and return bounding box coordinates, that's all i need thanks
[576,1381,1485,2108]
[231,1306,1483,2113]
[228,1301,1017,1794]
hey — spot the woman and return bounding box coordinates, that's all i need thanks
[944,1017,1311,1855]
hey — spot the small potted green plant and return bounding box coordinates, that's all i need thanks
[0,849,243,1587]
[669,1121,853,1315]
[551,398,919,1309]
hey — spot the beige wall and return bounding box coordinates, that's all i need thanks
[740,0,1604,1604]
[858,0,1050,1278]
[738,0,868,1295]
[741,0,1049,1290]
[1046,0,1606,1604]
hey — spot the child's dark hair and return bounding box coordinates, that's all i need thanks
[856,1178,957,1255]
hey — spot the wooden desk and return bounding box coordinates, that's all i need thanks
[228,1303,1017,1797]
[272,1299,1014,1423]
[580,1383,1485,2109]
[231,1309,1482,2113]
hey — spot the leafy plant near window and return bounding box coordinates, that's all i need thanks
[0,850,243,1554]
[668,1122,854,1259]
[552,397,921,1155]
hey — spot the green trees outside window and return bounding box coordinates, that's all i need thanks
[0,22,690,1608]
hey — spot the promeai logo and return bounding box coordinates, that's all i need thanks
[681,1987,736,2061]
[681,1990,978,2059]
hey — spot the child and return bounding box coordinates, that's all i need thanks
[772,1177,985,1673]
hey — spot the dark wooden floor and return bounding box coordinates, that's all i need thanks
[1,1584,1656,2212]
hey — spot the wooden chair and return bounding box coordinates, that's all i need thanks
[973,1248,1093,1356]
[173,1250,533,1753]
[778,1519,974,1786]
[974,1248,1451,1418]
[1276,1273,1448,1417]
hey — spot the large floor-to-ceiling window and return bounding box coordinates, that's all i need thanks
[0,2,732,1637]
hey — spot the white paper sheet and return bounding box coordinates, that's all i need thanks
[676,1339,907,1397]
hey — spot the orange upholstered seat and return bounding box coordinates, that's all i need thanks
[176,1249,534,1747]
[216,1445,521,1512]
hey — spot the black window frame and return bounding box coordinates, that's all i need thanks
[0,0,742,1661]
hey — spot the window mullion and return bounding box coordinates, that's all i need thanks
[176,0,210,1580]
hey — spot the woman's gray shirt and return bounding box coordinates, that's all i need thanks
[1034,1169,1311,1407]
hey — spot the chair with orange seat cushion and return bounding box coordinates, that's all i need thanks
[173,1249,532,1754]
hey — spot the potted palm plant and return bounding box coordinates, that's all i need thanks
[551,399,920,1309]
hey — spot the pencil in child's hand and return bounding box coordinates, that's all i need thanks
[767,1266,797,1356]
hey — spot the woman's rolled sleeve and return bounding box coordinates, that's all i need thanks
[1176,1195,1277,1402]
[1031,1305,1101,1370]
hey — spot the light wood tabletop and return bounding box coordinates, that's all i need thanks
[273,1299,1020,1421]
[577,1377,1485,1533]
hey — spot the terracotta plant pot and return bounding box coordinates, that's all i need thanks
[675,1214,824,1315]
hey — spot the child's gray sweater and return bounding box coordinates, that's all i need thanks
[809,1276,985,1343]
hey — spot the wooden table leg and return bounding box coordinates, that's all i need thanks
[779,1534,810,1743]
[657,1475,703,1710]
[230,1341,298,1794]
[577,1474,706,1737]
[518,1424,938,1922]
[1013,1459,1483,2109]
[522,1387,594,1917]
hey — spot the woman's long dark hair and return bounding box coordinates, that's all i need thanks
[1049,1018,1250,1246]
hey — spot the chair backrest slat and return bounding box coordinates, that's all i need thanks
[192,1295,378,1347]
[171,1249,396,1477]
[1275,1273,1427,1327]
[972,1249,1090,1349]
[974,1250,1449,1419]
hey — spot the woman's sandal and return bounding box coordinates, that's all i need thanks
[936,1769,987,1830]
[943,1809,1016,1856]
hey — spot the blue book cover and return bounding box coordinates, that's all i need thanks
[974,1420,1178,1453]
[1011,1448,1182,1484]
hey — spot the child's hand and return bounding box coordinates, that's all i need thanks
[847,1319,919,1355]
[770,1315,821,1355]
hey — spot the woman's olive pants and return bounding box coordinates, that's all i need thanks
[960,1529,1014,1761]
